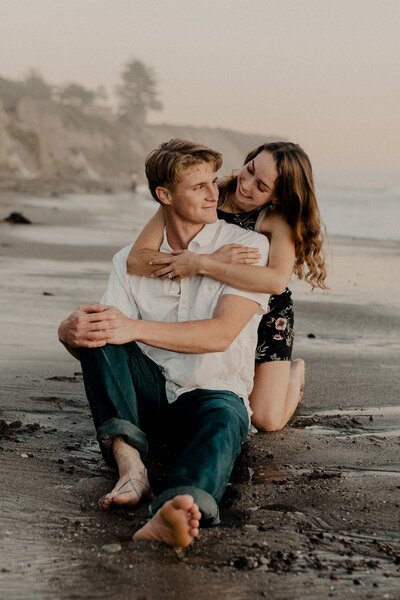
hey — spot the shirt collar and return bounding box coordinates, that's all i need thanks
[160,220,220,252]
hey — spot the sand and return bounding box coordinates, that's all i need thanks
[0,190,399,599]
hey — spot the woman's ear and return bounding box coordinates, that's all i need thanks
[155,186,172,206]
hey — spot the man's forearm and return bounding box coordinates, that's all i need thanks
[109,294,261,353]
[127,318,232,353]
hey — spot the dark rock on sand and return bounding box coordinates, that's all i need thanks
[3,212,32,224]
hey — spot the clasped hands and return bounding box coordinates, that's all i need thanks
[148,244,261,280]
[58,304,135,349]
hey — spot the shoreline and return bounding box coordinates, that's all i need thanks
[1,185,399,246]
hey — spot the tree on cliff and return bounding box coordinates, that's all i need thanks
[57,83,97,108]
[116,59,162,127]
[23,70,53,101]
[0,71,53,112]
[0,76,25,112]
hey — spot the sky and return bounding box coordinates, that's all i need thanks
[1,0,399,186]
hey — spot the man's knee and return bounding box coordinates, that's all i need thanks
[207,402,248,441]
[80,343,127,364]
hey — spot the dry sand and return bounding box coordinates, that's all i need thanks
[0,190,399,600]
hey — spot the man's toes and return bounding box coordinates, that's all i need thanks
[99,498,111,509]
[190,505,202,521]
[170,494,194,511]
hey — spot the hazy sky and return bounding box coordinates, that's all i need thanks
[1,0,399,183]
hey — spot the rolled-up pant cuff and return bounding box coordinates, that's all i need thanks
[97,418,148,467]
[149,486,220,526]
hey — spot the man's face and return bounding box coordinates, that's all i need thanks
[165,162,219,226]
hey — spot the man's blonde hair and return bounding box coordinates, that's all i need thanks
[145,138,223,202]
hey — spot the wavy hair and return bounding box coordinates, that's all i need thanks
[219,141,328,290]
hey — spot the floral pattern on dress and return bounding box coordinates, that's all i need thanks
[255,288,294,363]
[217,208,295,364]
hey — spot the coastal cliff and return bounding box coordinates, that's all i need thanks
[0,96,279,190]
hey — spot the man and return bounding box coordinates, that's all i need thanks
[58,139,269,547]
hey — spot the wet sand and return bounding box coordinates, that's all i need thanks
[1,190,399,599]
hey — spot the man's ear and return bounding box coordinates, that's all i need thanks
[155,186,172,206]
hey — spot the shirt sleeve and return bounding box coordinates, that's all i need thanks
[100,245,140,320]
[221,229,270,313]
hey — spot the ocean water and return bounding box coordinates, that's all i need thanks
[317,184,400,242]
[136,183,400,243]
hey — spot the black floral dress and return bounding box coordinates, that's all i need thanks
[217,207,294,363]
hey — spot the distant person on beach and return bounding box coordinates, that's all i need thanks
[127,141,327,431]
[130,172,138,192]
[58,139,270,547]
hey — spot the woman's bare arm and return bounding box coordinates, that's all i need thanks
[200,221,294,293]
[150,214,296,294]
[128,206,295,294]
[126,206,171,276]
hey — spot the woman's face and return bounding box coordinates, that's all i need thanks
[234,151,278,212]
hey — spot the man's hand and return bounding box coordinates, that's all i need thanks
[58,304,117,350]
[106,307,137,345]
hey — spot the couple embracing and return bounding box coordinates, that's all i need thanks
[58,138,326,547]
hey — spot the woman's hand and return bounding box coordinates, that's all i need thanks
[211,244,261,265]
[149,250,204,280]
[149,245,262,280]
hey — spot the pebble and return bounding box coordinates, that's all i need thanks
[102,543,122,553]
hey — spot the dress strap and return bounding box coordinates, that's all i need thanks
[254,207,269,232]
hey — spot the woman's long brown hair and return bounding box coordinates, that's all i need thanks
[219,141,328,290]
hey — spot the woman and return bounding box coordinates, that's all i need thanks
[126,141,327,431]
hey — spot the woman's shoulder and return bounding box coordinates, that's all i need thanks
[258,209,291,235]
[219,219,269,249]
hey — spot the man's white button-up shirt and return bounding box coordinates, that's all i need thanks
[101,219,270,415]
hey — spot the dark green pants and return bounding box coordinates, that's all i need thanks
[80,343,249,524]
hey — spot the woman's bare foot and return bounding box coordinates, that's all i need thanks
[99,437,152,509]
[291,358,306,400]
[133,495,201,548]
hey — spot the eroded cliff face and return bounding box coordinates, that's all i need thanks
[0,96,278,182]
[0,97,137,180]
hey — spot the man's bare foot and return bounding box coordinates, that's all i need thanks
[133,495,201,548]
[99,437,152,509]
[291,358,306,400]
[99,470,152,509]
